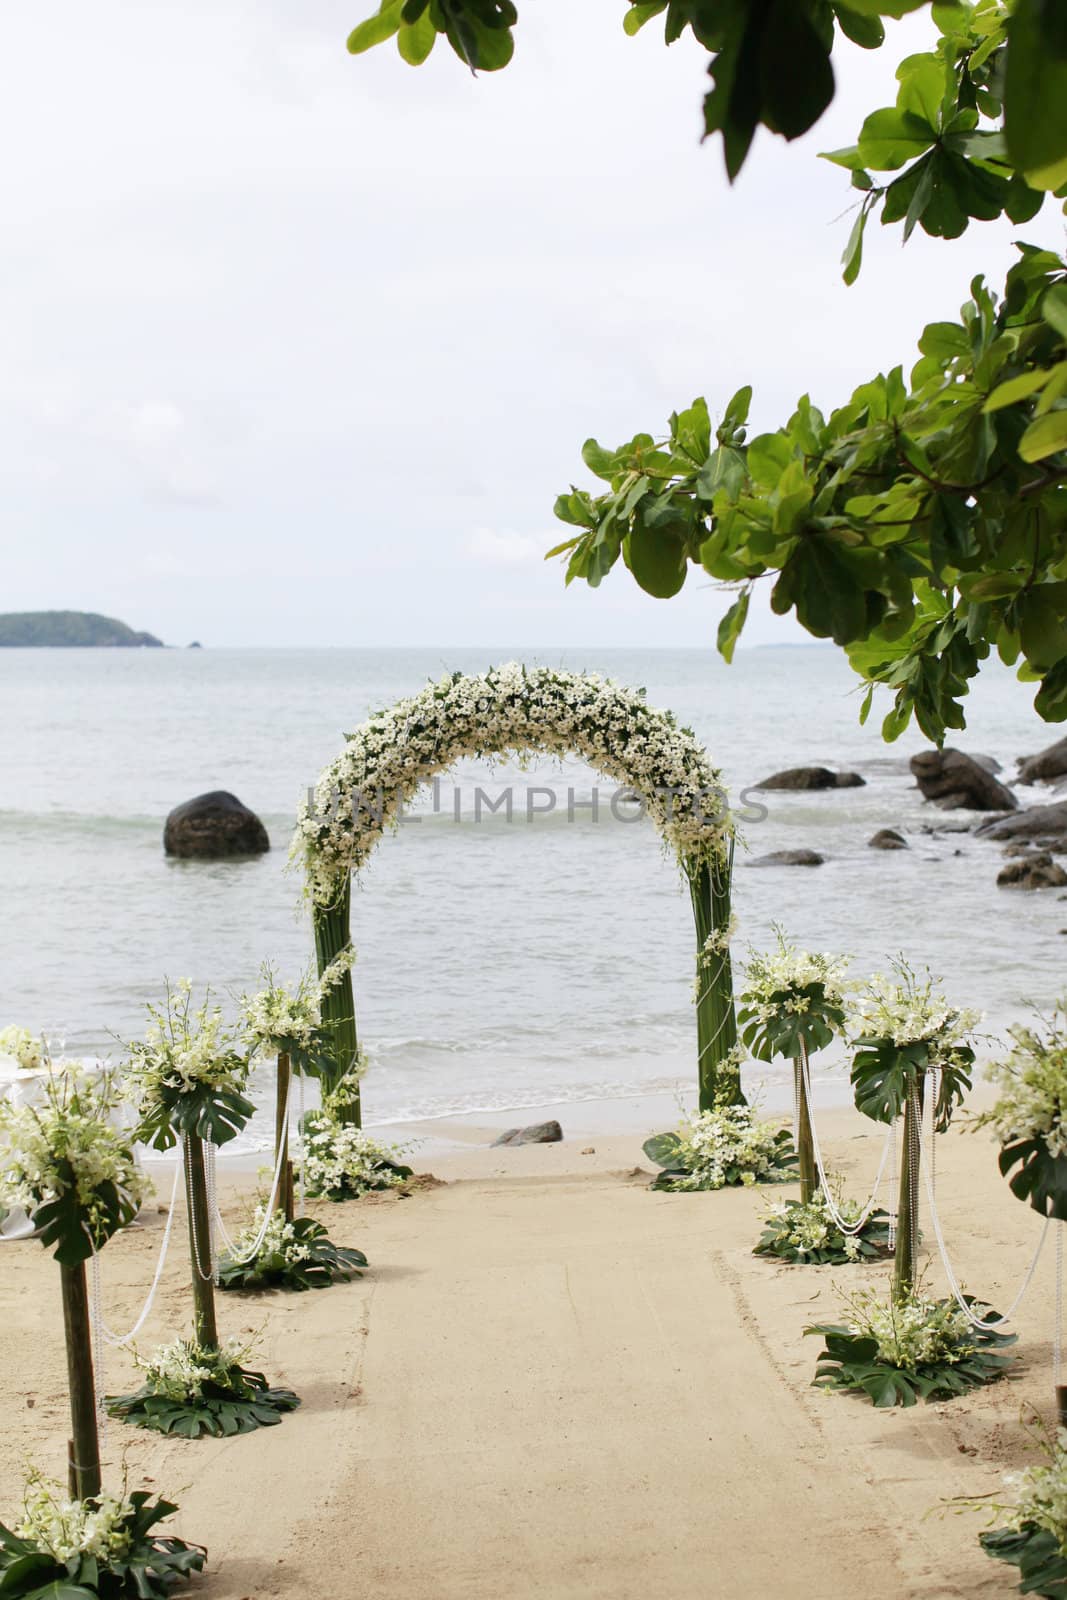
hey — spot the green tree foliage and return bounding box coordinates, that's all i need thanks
[348,0,1067,745]
[551,245,1067,742]
[345,1,1067,185]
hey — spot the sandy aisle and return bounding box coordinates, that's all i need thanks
[0,1109,1056,1600]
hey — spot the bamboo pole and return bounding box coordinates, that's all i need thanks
[893,1079,924,1298]
[276,1051,294,1225]
[795,1042,818,1205]
[60,1261,101,1501]
[183,1135,218,1349]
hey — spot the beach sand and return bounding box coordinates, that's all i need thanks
[0,1098,1056,1600]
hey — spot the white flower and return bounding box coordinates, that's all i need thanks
[841,1285,976,1372]
[301,1115,409,1199]
[227,1205,313,1267]
[665,1103,788,1191]
[1001,1428,1067,1550]
[0,1025,45,1072]
[134,1334,251,1402]
[979,1007,1067,1159]
[16,1472,135,1564]
[240,949,357,1062]
[741,931,850,1016]
[124,980,248,1119]
[292,664,732,904]
[0,1063,146,1245]
[853,964,979,1065]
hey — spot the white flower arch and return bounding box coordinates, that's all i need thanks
[297,664,740,1117]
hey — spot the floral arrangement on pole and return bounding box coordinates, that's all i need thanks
[0,1061,205,1594]
[214,953,369,1292]
[115,981,300,1438]
[804,965,1013,1407]
[738,932,891,1263]
[974,1422,1067,1598]
[975,1004,1067,1435]
[978,1006,1067,1222]
[294,664,740,1117]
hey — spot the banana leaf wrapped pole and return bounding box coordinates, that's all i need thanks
[795,1041,818,1206]
[60,1262,101,1501]
[183,1135,219,1350]
[275,1051,294,1224]
[688,855,741,1111]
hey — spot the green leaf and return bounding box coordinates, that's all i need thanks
[896,53,949,132]
[1019,409,1067,462]
[397,11,436,63]
[760,0,836,141]
[642,1132,682,1169]
[857,107,936,170]
[983,368,1055,411]
[842,202,868,285]
[716,591,750,664]
[1004,0,1067,173]
[833,7,885,49]
[1035,659,1067,721]
[581,439,618,483]
[623,2,665,37]
[347,1,404,55]
[625,521,687,598]
[1043,284,1067,342]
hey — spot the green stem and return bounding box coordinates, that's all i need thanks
[795,1043,817,1206]
[689,851,741,1113]
[893,1078,924,1299]
[60,1261,101,1501]
[276,1051,293,1224]
[183,1135,218,1350]
[313,880,361,1128]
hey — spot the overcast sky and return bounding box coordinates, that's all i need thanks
[2,4,1063,647]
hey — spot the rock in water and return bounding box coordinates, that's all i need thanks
[997,853,1067,890]
[754,767,865,790]
[1018,736,1067,785]
[910,749,1018,812]
[491,1121,564,1147]
[977,801,1067,851]
[747,849,825,867]
[164,791,270,859]
[869,829,907,850]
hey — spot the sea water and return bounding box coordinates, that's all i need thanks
[1,645,1062,1151]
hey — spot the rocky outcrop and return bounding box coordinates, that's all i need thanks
[976,800,1067,850]
[163,791,270,859]
[1018,736,1067,786]
[754,767,865,791]
[869,829,907,850]
[997,853,1067,890]
[491,1121,563,1147]
[748,849,825,867]
[910,749,1018,812]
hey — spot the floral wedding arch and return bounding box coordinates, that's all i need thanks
[292,663,740,1122]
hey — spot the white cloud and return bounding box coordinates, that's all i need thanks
[461,528,543,566]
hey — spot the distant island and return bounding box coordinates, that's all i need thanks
[0,611,164,648]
